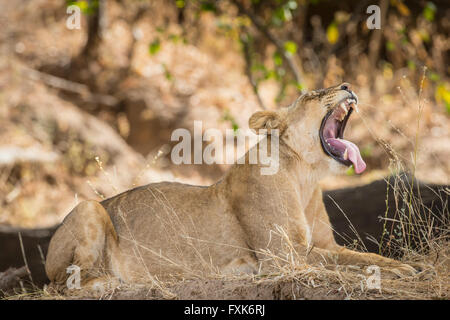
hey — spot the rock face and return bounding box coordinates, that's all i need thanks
[324,174,449,255]
[0,59,213,229]
[0,225,56,288]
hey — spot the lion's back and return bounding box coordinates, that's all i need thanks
[98,181,246,276]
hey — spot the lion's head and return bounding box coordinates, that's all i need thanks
[249,83,366,174]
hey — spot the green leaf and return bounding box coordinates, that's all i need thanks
[272,7,285,26]
[273,52,283,66]
[346,166,355,176]
[67,0,98,15]
[326,22,339,44]
[200,2,216,12]
[251,63,267,73]
[360,145,373,157]
[428,72,440,82]
[221,110,239,133]
[175,0,185,9]
[295,82,305,91]
[435,83,450,114]
[265,69,277,80]
[162,64,173,81]
[386,41,395,51]
[284,41,297,55]
[149,39,161,55]
[423,2,436,22]
[168,34,181,43]
[407,60,416,71]
[419,30,430,43]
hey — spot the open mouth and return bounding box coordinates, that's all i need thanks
[319,98,366,174]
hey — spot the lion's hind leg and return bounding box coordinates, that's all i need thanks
[45,200,118,289]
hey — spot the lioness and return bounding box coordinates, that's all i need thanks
[46,83,416,289]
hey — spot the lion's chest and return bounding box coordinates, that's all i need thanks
[284,174,318,212]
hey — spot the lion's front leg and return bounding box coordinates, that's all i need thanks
[304,186,416,276]
[306,246,417,276]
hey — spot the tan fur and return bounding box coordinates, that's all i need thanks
[45,83,416,289]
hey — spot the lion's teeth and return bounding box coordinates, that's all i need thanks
[339,103,348,115]
[343,148,348,160]
[350,102,359,113]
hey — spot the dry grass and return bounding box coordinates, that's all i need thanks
[4,244,448,300]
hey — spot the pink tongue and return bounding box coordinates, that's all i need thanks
[326,138,366,174]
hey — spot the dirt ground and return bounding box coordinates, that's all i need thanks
[9,254,449,300]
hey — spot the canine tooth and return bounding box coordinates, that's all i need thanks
[339,103,348,114]
[343,148,348,160]
[351,102,359,113]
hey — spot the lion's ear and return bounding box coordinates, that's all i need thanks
[249,110,286,134]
